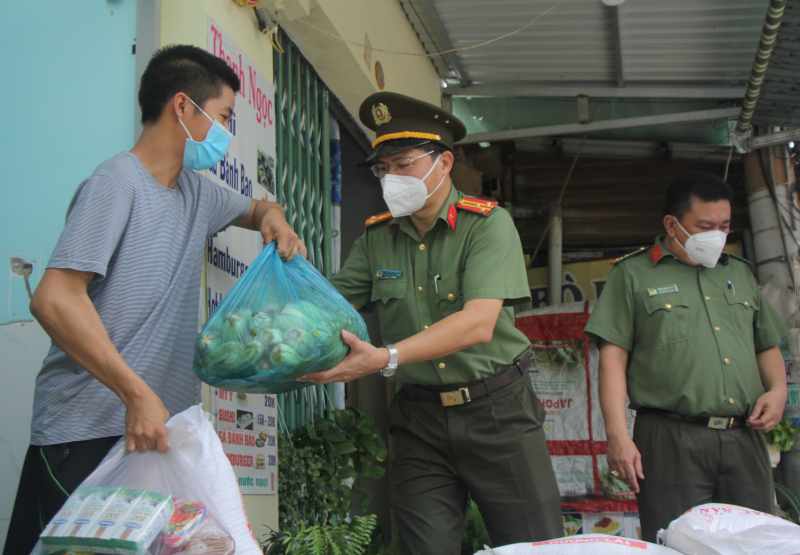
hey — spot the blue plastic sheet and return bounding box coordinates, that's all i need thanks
[194,242,369,393]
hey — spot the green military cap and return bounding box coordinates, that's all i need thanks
[359,92,467,162]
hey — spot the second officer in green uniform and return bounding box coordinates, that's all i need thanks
[299,92,562,553]
[585,173,790,542]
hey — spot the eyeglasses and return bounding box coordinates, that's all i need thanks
[370,151,436,178]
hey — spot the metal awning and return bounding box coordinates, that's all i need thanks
[400,0,769,100]
[752,0,800,127]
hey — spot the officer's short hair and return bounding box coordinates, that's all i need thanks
[139,44,240,124]
[663,172,732,220]
[403,142,450,156]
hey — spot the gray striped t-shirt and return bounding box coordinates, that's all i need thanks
[31,152,251,445]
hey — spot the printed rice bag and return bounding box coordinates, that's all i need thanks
[657,503,800,555]
[475,534,682,554]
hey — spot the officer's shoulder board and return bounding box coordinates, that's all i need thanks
[365,211,392,228]
[456,197,498,216]
[728,253,752,265]
[611,246,649,265]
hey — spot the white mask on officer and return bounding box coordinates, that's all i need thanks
[381,154,447,218]
[674,219,727,268]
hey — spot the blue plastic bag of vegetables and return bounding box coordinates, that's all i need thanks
[193,242,369,393]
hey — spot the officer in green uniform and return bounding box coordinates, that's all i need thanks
[298,92,562,553]
[584,172,790,542]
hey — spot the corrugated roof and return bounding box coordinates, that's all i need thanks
[752,1,800,126]
[402,0,769,94]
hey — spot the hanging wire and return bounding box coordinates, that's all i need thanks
[323,384,336,415]
[527,101,604,268]
[294,0,565,58]
[276,400,293,440]
[723,146,734,182]
[253,6,285,53]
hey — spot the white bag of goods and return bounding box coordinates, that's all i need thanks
[657,503,800,555]
[474,534,682,555]
[30,405,261,555]
[161,404,263,555]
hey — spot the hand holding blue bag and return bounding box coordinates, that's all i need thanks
[194,242,369,393]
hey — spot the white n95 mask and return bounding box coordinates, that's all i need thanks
[381,154,446,217]
[675,220,727,268]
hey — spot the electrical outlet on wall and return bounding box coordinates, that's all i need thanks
[8,250,41,321]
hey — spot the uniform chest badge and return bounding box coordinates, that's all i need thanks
[648,285,679,296]
[376,270,402,280]
[372,103,392,126]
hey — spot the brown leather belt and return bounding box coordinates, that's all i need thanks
[637,408,746,429]
[401,355,531,407]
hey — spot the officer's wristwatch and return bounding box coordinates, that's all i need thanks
[379,344,398,377]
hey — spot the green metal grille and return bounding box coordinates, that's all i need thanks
[274,29,335,431]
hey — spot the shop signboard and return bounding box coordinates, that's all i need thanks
[516,302,639,538]
[210,389,278,494]
[204,17,278,495]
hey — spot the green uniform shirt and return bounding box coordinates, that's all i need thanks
[330,186,532,385]
[585,235,790,417]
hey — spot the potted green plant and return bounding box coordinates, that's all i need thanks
[262,408,389,554]
[763,418,800,467]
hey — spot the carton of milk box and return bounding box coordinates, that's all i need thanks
[40,487,120,551]
[40,487,95,540]
[113,490,174,555]
[39,488,174,555]
[83,489,146,547]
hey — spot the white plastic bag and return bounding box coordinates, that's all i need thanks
[474,534,682,555]
[165,405,262,555]
[657,503,800,555]
[32,405,262,555]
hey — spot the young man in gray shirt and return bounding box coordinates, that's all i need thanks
[5,45,305,554]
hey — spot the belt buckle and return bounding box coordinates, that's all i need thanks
[440,388,471,407]
[707,416,733,429]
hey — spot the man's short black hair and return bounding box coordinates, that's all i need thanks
[663,172,732,220]
[426,142,451,154]
[138,45,240,124]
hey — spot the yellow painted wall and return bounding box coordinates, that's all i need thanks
[281,0,442,134]
[526,243,743,308]
[162,1,274,77]
[161,0,439,538]
[161,0,279,540]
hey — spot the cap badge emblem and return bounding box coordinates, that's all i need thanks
[372,103,392,126]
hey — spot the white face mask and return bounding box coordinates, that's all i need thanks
[674,220,727,268]
[380,153,447,217]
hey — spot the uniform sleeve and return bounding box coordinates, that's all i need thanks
[753,282,791,352]
[584,264,636,350]
[330,233,375,311]
[205,178,253,237]
[47,176,134,280]
[462,208,531,306]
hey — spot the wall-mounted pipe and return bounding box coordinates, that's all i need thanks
[737,0,787,135]
[547,203,563,306]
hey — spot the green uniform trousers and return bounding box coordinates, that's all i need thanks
[387,375,563,554]
[634,411,774,542]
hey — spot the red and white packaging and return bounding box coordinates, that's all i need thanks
[657,503,800,555]
[474,534,682,554]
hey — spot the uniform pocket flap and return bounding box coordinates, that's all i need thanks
[371,279,407,304]
[644,293,689,315]
[724,287,758,310]
[435,273,464,303]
